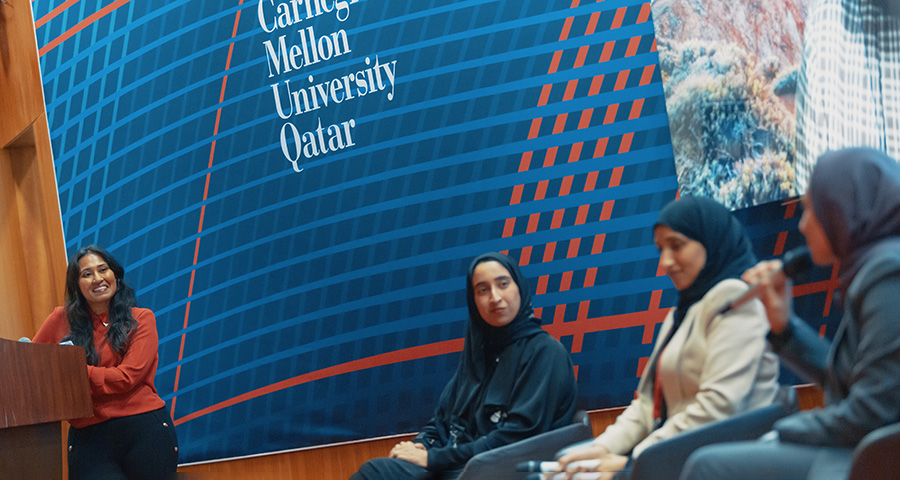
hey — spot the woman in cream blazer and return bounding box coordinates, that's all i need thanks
[557,196,780,479]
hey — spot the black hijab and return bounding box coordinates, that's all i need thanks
[432,252,547,425]
[656,196,758,325]
[808,148,900,287]
[419,253,571,460]
[462,252,546,381]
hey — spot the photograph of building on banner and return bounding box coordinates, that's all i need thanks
[651,0,807,209]
[652,0,900,209]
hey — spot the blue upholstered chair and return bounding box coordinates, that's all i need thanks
[455,411,594,480]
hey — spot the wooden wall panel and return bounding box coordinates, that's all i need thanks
[8,118,69,333]
[1,2,70,476]
[0,145,34,340]
[796,383,825,410]
[0,0,47,147]
[0,2,67,340]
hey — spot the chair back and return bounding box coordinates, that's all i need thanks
[456,411,593,480]
[848,422,900,480]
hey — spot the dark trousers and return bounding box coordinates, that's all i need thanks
[349,457,462,480]
[631,401,796,480]
[680,438,852,480]
[68,407,179,480]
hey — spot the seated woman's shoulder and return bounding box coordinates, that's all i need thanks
[850,249,900,297]
[858,249,900,280]
[525,331,572,360]
[700,278,765,325]
[706,277,751,298]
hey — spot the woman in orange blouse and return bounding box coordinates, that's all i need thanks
[34,245,177,479]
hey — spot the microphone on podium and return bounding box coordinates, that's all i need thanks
[717,246,812,315]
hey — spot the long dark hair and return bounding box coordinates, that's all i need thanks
[63,245,137,366]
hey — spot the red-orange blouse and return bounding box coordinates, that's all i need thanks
[34,306,165,428]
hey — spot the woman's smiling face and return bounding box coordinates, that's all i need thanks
[77,253,118,314]
[654,225,707,291]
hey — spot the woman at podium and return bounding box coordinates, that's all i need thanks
[34,245,178,480]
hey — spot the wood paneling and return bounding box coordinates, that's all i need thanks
[0,423,64,479]
[0,2,67,340]
[0,144,34,340]
[1,3,69,476]
[796,383,825,410]
[0,0,47,147]
[8,119,69,333]
[0,339,92,428]
[0,340,92,479]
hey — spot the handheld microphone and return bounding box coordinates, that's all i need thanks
[517,459,602,472]
[717,246,812,315]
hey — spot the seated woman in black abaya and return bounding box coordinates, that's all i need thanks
[350,252,578,480]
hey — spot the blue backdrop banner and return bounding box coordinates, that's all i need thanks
[32,0,838,463]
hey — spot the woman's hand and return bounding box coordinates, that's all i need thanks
[741,259,791,333]
[389,441,428,467]
[555,444,626,479]
[556,442,607,471]
[590,453,627,480]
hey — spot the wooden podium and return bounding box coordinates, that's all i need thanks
[0,338,92,478]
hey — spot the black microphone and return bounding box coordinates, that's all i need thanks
[717,246,812,315]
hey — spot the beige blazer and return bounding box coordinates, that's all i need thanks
[594,278,780,458]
